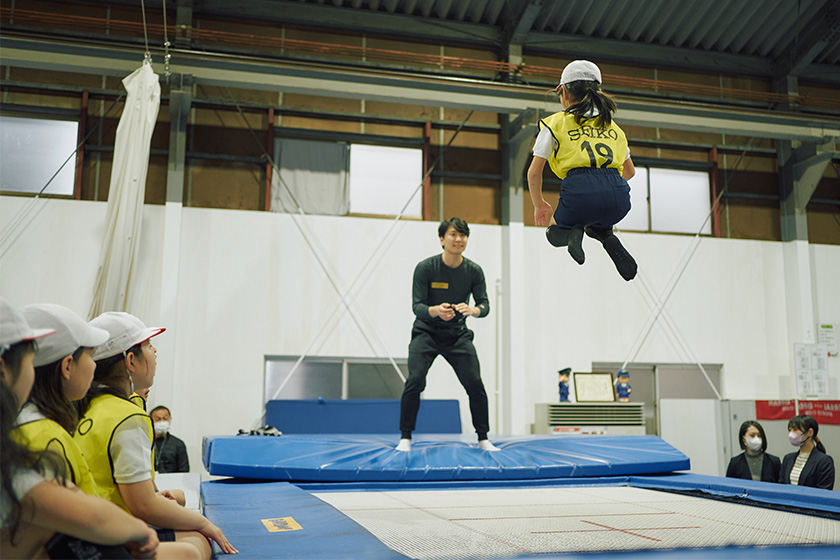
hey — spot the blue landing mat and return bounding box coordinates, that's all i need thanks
[201,479,402,559]
[202,434,690,481]
[265,399,461,434]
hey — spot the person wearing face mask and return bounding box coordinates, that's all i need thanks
[150,405,189,474]
[779,414,835,490]
[725,420,780,483]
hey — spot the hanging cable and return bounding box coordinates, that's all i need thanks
[215,80,474,425]
[139,0,151,65]
[161,0,171,82]
[619,136,759,378]
[0,92,126,260]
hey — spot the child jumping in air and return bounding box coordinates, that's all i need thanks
[528,60,638,281]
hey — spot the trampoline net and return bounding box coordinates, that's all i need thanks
[313,486,840,559]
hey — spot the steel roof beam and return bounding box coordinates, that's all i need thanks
[3,36,839,141]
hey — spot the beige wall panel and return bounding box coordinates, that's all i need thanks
[439,129,497,149]
[363,122,422,139]
[365,100,437,120]
[189,162,262,211]
[433,146,500,174]
[725,201,782,241]
[657,128,723,145]
[190,125,266,157]
[443,108,498,125]
[807,204,840,245]
[191,107,265,130]
[145,156,167,205]
[195,84,279,106]
[7,67,100,90]
[281,116,361,133]
[2,90,81,110]
[443,181,500,225]
[283,93,361,113]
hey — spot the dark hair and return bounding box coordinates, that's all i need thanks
[438,217,470,238]
[561,80,618,126]
[738,420,768,452]
[76,343,143,417]
[788,414,826,453]
[1,340,67,543]
[29,347,86,434]
[150,405,171,417]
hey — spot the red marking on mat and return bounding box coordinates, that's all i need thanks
[533,520,703,543]
[449,511,676,521]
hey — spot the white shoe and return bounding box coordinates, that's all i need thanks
[478,440,500,451]
[396,438,412,452]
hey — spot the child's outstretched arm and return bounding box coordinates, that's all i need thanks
[528,156,553,226]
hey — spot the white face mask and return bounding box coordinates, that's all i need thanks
[788,431,807,447]
[154,421,170,436]
[745,436,762,452]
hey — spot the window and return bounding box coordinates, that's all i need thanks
[348,144,423,217]
[617,166,711,235]
[616,166,649,231]
[649,168,712,235]
[0,115,78,196]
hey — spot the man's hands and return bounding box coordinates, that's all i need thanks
[430,303,477,321]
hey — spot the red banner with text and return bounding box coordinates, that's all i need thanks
[756,400,840,425]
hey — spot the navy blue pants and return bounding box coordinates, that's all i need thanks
[554,167,631,229]
[400,320,489,439]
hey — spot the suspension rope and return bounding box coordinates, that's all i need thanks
[216,79,473,424]
[0,92,126,260]
[618,136,760,396]
[139,0,151,64]
[266,110,474,408]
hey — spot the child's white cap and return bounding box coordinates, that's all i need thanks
[90,312,165,361]
[560,60,602,85]
[22,303,109,367]
[0,298,55,355]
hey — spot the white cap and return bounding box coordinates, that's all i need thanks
[560,60,602,86]
[90,312,165,361]
[0,298,55,355]
[22,303,109,367]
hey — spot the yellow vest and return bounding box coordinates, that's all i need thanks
[539,111,628,180]
[74,394,155,513]
[129,393,146,411]
[13,415,107,499]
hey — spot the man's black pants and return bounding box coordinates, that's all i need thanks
[399,320,490,438]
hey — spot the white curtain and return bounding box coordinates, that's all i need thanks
[89,62,161,318]
[271,138,349,215]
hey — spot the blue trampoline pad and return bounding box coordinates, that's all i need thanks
[202,434,690,482]
[201,479,403,559]
[203,477,840,560]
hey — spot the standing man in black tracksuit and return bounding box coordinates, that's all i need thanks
[396,217,498,452]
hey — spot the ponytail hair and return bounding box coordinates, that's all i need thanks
[788,414,826,453]
[75,343,141,418]
[29,347,86,434]
[561,80,617,127]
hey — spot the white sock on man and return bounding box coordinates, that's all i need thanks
[478,440,499,452]
[396,438,412,452]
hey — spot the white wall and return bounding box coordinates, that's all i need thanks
[2,196,839,473]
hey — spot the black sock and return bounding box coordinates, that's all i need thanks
[603,235,638,281]
[567,224,585,265]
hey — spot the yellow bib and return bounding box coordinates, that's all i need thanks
[74,394,155,513]
[539,111,628,180]
[13,416,107,499]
